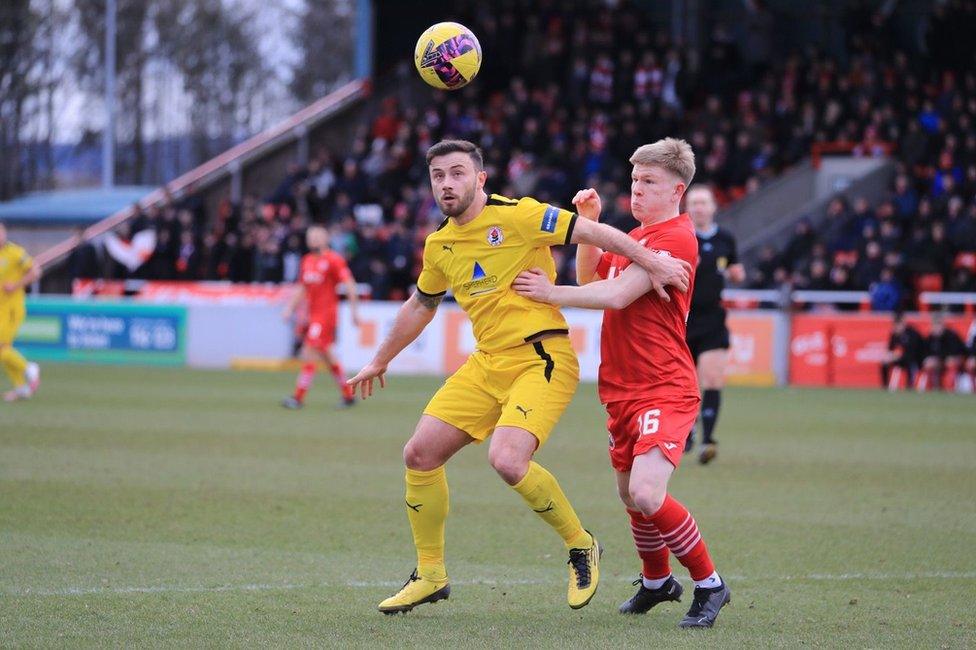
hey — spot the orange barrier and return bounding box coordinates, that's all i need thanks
[726,313,778,386]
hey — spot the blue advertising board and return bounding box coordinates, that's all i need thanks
[15,298,187,365]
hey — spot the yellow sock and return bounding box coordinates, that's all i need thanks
[512,461,591,549]
[405,466,449,581]
[1,346,28,387]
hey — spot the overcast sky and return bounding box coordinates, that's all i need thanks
[39,0,306,144]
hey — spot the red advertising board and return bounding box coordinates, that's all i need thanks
[790,313,973,388]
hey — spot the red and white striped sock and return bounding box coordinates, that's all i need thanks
[293,362,316,402]
[627,509,671,583]
[647,494,716,582]
[330,362,353,399]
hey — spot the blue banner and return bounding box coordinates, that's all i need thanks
[16,298,187,365]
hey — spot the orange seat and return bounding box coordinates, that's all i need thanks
[914,273,944,293]
[953,251,976,272]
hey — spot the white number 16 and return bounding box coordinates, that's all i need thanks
[637,409,661,436]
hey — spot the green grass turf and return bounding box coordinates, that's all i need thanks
[1,364,975,648]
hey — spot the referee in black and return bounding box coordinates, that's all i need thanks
[684,185,744,464]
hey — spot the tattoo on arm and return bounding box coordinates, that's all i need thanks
[415,291,443,310]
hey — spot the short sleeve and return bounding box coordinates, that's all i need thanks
[331,254,353,283]
[416,239,448,297]
[17,247,33,273]
[727,233,739,265]
[595,251,614,279]
[649,230,698,267]
[513,197,578,248]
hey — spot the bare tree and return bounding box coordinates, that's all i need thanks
[0,0,44,199]
[290,0,355,103]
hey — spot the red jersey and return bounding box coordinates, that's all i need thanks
[300,250,351,318]
[595,214,699,404]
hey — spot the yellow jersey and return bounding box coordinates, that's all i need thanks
[417,194,577,353]
[0,241,33,308]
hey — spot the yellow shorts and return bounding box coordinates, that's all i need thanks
[424,335,580,446]
[0,301,25,346]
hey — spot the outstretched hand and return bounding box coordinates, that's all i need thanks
[512,268,555,303]
[346,361,387,399]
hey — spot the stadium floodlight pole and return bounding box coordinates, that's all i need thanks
[102,0,116,189]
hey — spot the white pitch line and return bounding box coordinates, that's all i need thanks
[4,572,975,598]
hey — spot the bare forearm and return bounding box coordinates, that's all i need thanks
[573,220,653,268]
[575,244,603,285]
[284,286,304,315]
[18,266,40,290]
[345,278,360,316]
[371,293,437,365]
[549,278,638,311]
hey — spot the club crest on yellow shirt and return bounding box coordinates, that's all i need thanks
[486,226,504,247]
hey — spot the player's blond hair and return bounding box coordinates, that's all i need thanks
[630,138,696,186]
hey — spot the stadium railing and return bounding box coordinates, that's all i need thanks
[918,292,976,315]
[791,290,873,311]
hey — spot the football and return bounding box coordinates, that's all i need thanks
[414,22,482,90]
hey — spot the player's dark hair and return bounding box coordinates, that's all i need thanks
[426,139,484,170]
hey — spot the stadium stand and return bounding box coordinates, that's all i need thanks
[57,0,976,311]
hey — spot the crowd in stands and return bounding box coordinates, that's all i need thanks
[80,0,976,310]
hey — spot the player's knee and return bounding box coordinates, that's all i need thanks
[629,483,666,516]
[701,373,724,390]
[617,482,637,509]
[488,446,529,485]
[402,438,439,471]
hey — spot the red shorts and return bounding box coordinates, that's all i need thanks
[303,317,337,350]
[605,395,700,472]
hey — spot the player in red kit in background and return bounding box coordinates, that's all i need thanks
[514,138,730,629]
[281,225,361,409]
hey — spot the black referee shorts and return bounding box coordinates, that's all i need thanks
[686,307,730,362]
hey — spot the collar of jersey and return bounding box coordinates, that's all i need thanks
[696,223,719,238]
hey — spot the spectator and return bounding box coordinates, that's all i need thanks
[881,312,923,390]
[67,228,100,280]
[869,267,903,312]
[918,312,966,391]
[174,231,201,280]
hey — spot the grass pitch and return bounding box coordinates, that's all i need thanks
[1,364,975,648]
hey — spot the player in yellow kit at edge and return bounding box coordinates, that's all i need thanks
[0,221,42,402]
[348,140,691,614]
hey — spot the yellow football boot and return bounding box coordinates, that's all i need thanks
[567,531,602,609]
[378,569,451,614]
